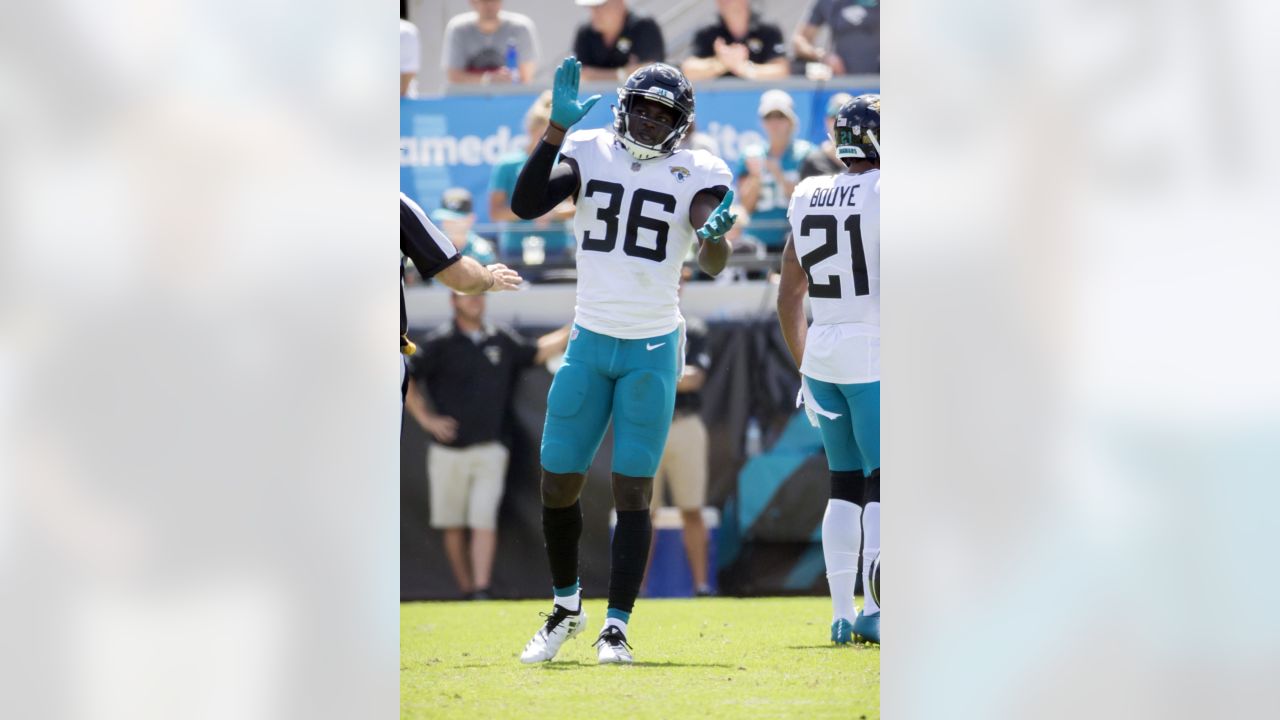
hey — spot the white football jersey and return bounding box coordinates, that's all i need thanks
[787,169,881,384]
[561,128,733,339]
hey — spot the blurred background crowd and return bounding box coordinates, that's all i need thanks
[401,0,880,284]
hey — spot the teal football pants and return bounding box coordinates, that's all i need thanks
[806,377,880,475]
[541,324,682,478]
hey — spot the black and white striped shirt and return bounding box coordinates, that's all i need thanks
[400,193,460,352]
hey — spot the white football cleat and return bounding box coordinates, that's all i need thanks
[594,626,633,665]
[520,605,586,663]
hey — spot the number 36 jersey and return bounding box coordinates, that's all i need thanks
[561,128,733,339]
[787,169,881,384]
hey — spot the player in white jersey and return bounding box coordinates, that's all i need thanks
[510,57,737,664]
[778,95,881,645]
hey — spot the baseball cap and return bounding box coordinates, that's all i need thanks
[825,92,855,118]
[440,187,473,214]
[757,89,798,124]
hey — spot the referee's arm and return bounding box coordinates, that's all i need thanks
[401,194,521,293]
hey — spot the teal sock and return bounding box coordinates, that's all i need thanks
[553,580,580,612]
[604,608,630,634]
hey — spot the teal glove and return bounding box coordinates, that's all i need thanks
[696,189,738,243]
[550,57,602,130]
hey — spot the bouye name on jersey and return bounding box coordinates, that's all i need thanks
[808,184,862,208]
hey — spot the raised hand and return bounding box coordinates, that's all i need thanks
[550,57,602,130]
[696,189,738,243]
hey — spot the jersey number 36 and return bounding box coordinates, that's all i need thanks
[798,214,870,299]
[581,180,676,263]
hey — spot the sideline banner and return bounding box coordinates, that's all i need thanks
[401,82,877,225]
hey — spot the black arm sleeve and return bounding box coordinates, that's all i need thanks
[510,140,580,219]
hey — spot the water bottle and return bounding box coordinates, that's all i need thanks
[505,40,520,83]
[745,417,763,458]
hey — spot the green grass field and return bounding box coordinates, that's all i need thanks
[401,597,879,719]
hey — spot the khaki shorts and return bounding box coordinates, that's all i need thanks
[651,413,709,511]
[427,442,508,530]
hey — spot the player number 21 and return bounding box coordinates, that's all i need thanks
[580,180,675,262]
[798,214,870,299]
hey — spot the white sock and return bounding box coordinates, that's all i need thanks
[822,498,862,623]
[604,617,628,635]
[861,500,880,615]
[553,590,581,613]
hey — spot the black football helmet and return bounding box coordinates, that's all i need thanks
[613,63,695,161]
[834,94,880,165]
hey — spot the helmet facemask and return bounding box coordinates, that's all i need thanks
[614,90,691,161]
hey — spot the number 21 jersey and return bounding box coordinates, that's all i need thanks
[787,169,881,384]
[561,128,733,339]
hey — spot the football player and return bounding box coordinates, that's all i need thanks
[511,57,736,664]
[777,95,881,645]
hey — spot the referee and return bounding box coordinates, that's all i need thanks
[401,192,522,400]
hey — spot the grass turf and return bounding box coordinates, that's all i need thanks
[401,597,878,719]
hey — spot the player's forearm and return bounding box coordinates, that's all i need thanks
[777,241,809,368]
[697,237,731,277]
[511,130,576,219]
[777,291,808,369]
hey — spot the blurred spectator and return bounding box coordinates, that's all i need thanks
[736,90,813,252]
[488,91,576,267]
[430,188,498,266]
[800,92,855,180]
[649,269,714,595]
[681,0,789,81]
[678,119,722,156]
[401,17,420,97]
[792,0,881,76]
[405,294,570,599]
[442,0,539,85]
[573,0,665,82]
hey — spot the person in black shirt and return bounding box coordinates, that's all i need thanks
[400,193,522,401]
[648,270,715,596]
[404,293,569,599]
[573,0,665,82]
[681,0,789,81]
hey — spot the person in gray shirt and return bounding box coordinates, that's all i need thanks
[442,0,539,85]
[792,0,880,76]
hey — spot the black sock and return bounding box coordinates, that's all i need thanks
[607,509,652,615]
[542,501,582,591]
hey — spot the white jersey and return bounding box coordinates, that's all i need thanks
[787,169,881,384]
[560,128,733,339]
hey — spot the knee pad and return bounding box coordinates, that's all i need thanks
[541,470,587,508]
[541,364,591,474]
[611,474,654,512]
[830,469,866,505]
[617,370,671,427]
[613,370,672,477]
